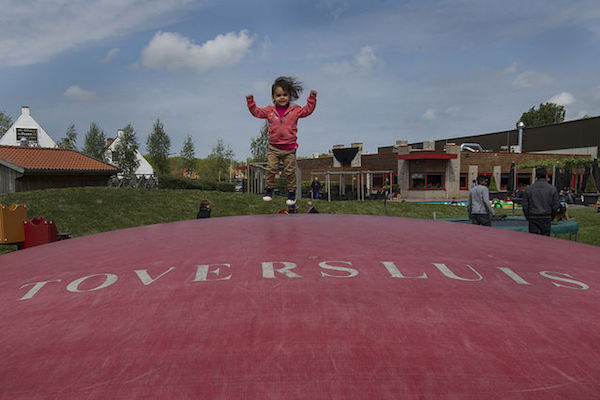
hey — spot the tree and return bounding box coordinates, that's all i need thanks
[112,124,140,176]
[0,110,13,137]
[250,122,268,162]
[82,122,106,160]
[180,135,196,176]
[488,176,498,192]
[518,102,565,128]
[146,118,171,175]
[208,138,234,181]
[59,124,78,150]
[584,173,598,193]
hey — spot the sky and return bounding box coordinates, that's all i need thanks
[1,0,600,159]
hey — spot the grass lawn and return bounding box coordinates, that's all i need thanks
[1,187,598,254]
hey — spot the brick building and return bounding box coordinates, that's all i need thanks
[296,141,592,201]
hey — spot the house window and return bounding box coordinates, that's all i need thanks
[500,173,511,190]
[517,173,531,188]
[372,173,395,190]
[411,173,425,188]
[477,173,491,186]
[427,174,444,188]
[410,173,444,189]
[460,173,468,190]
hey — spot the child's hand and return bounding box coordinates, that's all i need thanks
[310,90,317,97]
[246,94,254,101]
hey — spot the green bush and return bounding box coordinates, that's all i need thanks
[157,174,234,192]
[489,176,499,191]
[585,174,598,193]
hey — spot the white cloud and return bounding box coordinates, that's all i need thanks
[445,106,461,116]
[324,45,380,74]
[354,46,378,69]
[548,92,575,106]
[503,62,518,74]
[576,110,590,119]
[0,0,198,67]
[422,108,436,120]
[64,86,96,100]
[512,70,553,88]
[317,0,350,19]
[260,35,272,58]
[323,61,354,75]
[102,48,120,63]
[140,30,255,71]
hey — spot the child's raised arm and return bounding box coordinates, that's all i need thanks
[246,94,269,118]
[298,90,317,118]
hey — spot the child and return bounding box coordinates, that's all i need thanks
[246,76,317,205]
[196,199,211,219]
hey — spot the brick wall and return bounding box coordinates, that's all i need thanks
[460,152,591,173]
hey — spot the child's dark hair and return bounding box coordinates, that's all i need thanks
[272,76,303,101]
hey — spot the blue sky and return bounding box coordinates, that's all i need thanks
[1,0,599,159]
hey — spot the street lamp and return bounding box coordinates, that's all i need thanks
[516,121,525,153]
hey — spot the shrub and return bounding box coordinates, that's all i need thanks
[585,174,598,193]
[489,176,498,191]
[157,174,234,192]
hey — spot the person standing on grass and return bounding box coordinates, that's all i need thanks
[522,167,561,236]
[246,76,317,205]
[468,175,494,226]
[311,176,321,200]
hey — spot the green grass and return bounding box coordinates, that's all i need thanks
[1,187,598,254]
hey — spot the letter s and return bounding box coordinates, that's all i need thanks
[539,271,590,290]
[319,261,358,278]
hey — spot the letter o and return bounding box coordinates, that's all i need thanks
[66,274,118,293]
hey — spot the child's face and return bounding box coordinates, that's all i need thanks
[272,86,290,107]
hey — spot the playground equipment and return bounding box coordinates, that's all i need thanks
[0,203,27,243]
[1,215,599,398]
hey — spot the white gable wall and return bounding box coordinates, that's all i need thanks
[0,106,57,147]
[105,130,155,178]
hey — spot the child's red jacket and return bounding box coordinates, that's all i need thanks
[247,94,317,148]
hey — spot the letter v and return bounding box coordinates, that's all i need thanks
[134,267,176,285]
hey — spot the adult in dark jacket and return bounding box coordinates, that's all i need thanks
[522,167,560,236]
[311,177,321,200]
[306,201,319,213]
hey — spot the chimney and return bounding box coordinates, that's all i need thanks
[351,142,363,153]
[21,106,30,116]
[332,143,362,168]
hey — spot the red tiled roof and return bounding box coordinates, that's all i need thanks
[0,145,118,173]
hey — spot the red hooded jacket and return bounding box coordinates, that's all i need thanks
[247,94,317,148]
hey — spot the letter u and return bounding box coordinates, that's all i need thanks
[433,263,483,282]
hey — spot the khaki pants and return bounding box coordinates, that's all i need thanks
[266,145,297,191]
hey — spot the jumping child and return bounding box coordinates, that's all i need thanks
[246,76,317,205]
